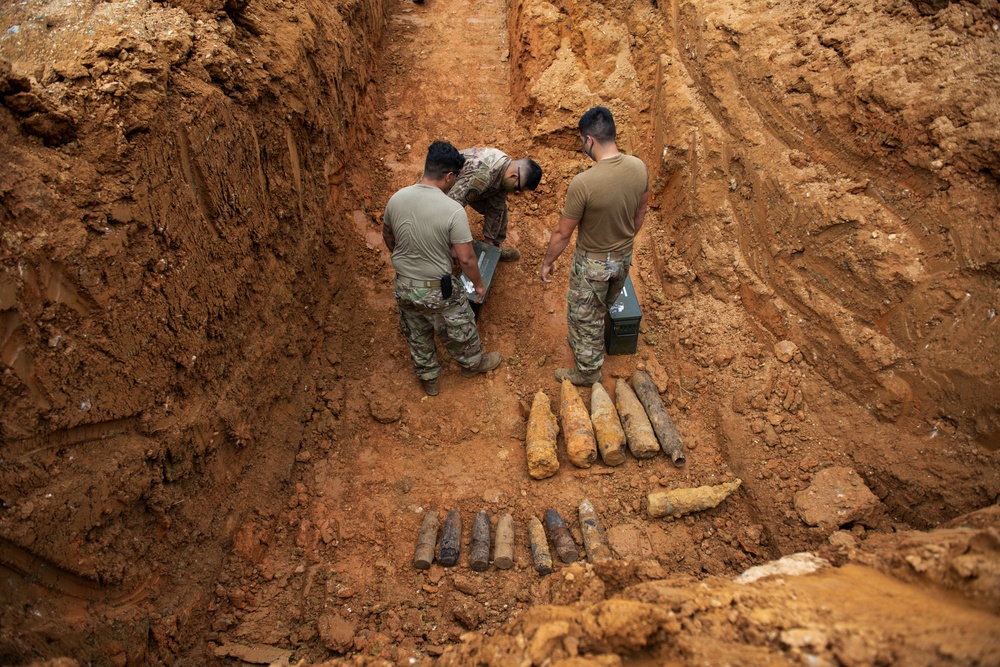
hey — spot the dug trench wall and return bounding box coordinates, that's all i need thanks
[1,0,387,662]
[510,0,1000,446]
[1,0,999,663]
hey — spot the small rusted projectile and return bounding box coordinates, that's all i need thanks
[528,516,553,575]
[543,509,579,564]
[413,511,439,570]
[578,499,612,563]
[493,513,515,569]
[470,510,491,572]
[437,509,462,567]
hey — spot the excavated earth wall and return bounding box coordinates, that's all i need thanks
[512,0,1000,444]
[1,0,999,664]
[1,0,385,662]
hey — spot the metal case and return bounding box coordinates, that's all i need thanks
[461,240,501,318]
[604,274,642,355]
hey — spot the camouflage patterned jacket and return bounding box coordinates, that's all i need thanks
[448,147,511,208]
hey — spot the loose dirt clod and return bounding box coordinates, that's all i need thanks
[590,382,627,466]
[561,380,598,468]
[647,479,743,519]
[632,369,686,466]
[526,390,560,479]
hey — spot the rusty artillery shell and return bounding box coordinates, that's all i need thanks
[615,378,661,458]
[493,513,515,569]
[526,390,560,479]
[632,369,686,466]
[647,479,742,518]
[590,382,626,466]
[561,380,598,468]
[470,510,491,572]
[528,517,553,575]
[543,509,579,563]
[413,511,439,570]
[437,509,462,567]
[578,499,612,563]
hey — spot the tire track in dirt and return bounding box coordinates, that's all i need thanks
[662,0,961,413]
[4,416,140,459]
[668,0,949,326]
[0,537,155,605]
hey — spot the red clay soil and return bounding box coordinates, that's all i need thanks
[1,0,999,664]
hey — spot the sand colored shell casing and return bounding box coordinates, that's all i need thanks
[560,379,598,468]
[493,513,515,569]
[590,381,626,466]
[543,509,579,563]
[470,510,491,572]
[413,511,439,570]
[631,369,686,466]
[578,498,612,562]
[437,509,462,567]
[525,390,560,479]
[647,479,743,518]
[615,378,661,458]
[528,516,554,575]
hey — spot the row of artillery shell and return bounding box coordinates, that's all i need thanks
[413,510,514,571]
[525,370,686,480]
[413,501,613,574]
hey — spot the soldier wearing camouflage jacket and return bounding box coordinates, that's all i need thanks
[448,147,543,262]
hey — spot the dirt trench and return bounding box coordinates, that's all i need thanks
[1,0,999,664]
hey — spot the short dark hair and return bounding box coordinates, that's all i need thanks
[579,106,616,143]
[424,141,466,179]
[522,159,543,190]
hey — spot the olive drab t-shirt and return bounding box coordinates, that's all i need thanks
[561,153,649,253]
[384,183,474,280]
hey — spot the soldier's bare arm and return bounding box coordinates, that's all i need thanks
[540,215,580,282]
[633,191,649,234]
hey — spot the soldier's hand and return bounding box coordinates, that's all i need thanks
[540,262,554,283]
[473,283,486,303]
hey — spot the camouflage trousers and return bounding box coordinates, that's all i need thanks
[468,194,508,246]
[395,276,484,381]
[566,250,633,373]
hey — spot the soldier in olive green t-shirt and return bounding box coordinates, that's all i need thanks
[541,107,649,386]
[382,141,502,397]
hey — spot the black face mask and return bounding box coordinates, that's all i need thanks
[582,135,595,160]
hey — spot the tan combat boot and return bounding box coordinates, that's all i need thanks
[554,367,602,386]
[461,351,502,377]
[421,377,440,396]
[498,246,521,262]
